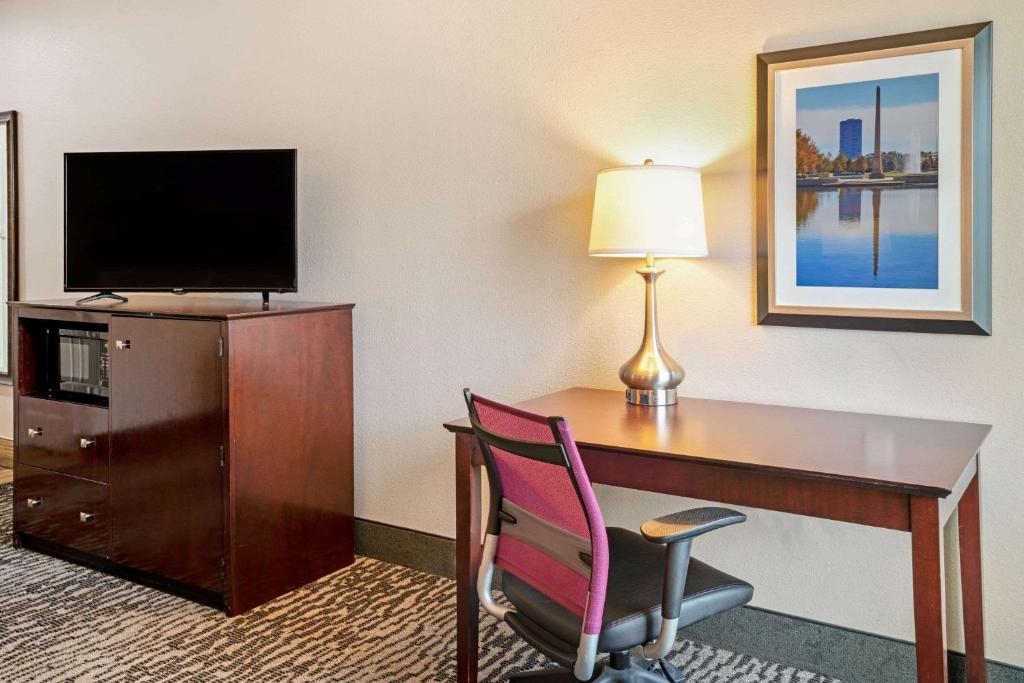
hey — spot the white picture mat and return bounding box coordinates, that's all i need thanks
[773,49,962,312]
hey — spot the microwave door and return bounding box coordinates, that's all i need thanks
[60,336,78,384]
[57,333,109,398]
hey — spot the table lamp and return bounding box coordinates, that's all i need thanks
[588,159,707,406]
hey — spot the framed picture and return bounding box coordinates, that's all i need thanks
[0,111,17,380]
[756,23,991,334]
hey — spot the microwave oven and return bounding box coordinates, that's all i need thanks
[56,327,109,399]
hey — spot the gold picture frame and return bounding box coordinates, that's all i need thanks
[756,23,991,334]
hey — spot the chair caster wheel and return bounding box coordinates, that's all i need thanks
[658,658,684,683]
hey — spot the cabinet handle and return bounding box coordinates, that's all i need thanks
[79,512,96,524]
[27,427,43,438]
[80,438,97,449]
[115,339,131,350]
[26,497,42,508]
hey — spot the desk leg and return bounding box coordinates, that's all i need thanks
[911,496,948,683]
[958,474,986,683]
[455,433,482,683]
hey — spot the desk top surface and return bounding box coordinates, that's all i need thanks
[14,296,354,320]
[444,387,990,497]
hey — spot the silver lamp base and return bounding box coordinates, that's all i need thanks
[618,255,684,407]
[625,388,677,406]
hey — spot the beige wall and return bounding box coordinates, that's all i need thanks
[2,0,1020,666]
[0,387,11,439]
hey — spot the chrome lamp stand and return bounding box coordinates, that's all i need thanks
[619,254,684,406]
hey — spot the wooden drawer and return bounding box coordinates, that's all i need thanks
[13,464,109,557]
[18,396,109,483]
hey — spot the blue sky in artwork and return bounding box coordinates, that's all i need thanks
[796,73,939,156]
[797,73,938,110]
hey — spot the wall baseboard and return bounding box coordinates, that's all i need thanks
[355,517,455,580]
[354,518,1024,683]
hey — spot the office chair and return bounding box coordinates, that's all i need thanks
[463,390,753,682]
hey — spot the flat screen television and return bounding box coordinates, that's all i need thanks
[65,149,297,294]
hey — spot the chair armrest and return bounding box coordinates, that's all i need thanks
[641,507,746,544]
[632,507,747,661]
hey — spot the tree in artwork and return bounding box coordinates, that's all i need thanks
[796,129,821,175]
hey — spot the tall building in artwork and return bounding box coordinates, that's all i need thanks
[839,118,862,159]
[870,85,884,179]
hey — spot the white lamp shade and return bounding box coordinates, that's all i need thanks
[588,164,707,257]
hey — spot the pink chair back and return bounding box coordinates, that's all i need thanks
[465,391,609,636]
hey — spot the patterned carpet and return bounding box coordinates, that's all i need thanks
[0,484,839,682]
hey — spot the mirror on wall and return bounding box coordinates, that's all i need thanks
[0,111,17,381]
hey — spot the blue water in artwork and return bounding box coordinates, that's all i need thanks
[796,187,938,289]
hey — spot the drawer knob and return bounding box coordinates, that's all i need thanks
[115,339,131,350]
[79,512,96,524]
[26,497,42,508]
[27,427,43,438]
[80,438,97,449]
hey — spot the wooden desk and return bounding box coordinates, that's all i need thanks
[444,388,991,683]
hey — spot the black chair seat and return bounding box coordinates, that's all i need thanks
[502,527,753,654]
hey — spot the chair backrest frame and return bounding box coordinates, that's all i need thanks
[463,389,608,679]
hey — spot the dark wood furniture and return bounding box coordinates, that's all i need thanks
[12,296,355,615]
[445,387,991,683]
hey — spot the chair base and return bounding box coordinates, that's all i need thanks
[509,669,578,682]
[509,659,679,682]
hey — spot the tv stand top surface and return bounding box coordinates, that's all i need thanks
[13,295,354,320]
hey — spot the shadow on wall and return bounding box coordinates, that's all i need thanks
[449,116,622,395]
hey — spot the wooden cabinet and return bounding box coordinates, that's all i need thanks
[11,297,355,614]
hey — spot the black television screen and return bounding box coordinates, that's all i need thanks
[65,149,297,292]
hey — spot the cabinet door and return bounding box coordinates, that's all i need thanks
[109,316,224,591]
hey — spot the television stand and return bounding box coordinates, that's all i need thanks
[75,291,128,306]
[11,296,355,614]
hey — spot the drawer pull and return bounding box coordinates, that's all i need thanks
[26,497,42,508]
[115,339,131,350]
[79,512,96,524]
[27,427,43,438]
[80,438,97,449]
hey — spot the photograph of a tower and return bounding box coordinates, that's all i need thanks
[794,73,939,290]
[758,22,991,334]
